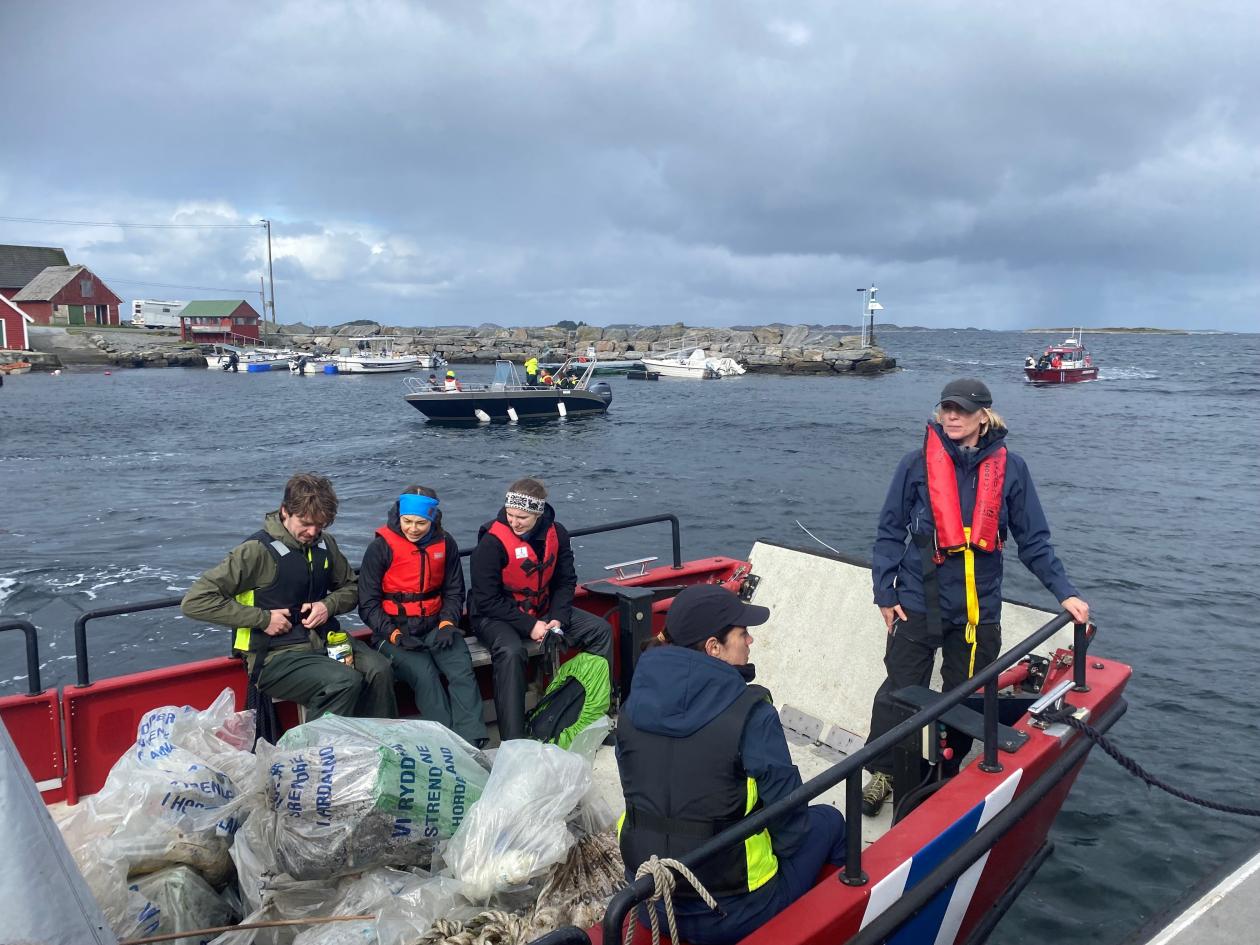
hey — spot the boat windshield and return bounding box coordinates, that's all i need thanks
[491,360,524,390]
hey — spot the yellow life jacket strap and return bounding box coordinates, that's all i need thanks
[963,526,979,677]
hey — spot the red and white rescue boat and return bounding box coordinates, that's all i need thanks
[0,516,1129,945]
[1024,332,1099,385]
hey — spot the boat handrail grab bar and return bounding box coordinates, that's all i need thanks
[0,617,43,695]
[595,611,1091,944]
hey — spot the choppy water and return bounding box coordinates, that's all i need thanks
[2,328,1259,943]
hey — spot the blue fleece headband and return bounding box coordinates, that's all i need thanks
[399,494,439,521]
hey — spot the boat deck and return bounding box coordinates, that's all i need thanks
[1137,850,1260,945]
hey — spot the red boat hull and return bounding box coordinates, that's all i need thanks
[1024,366,1098,384]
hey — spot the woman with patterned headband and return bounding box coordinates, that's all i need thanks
[358,484,487,745]
[469,476,613,741]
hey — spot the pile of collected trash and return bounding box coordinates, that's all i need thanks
[57,688,624,945]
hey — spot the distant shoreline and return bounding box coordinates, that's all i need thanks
[1022,327,1190,335]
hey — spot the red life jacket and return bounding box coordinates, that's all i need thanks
[487,519,559,618]
[376,526,446,619]
[923,425,1007,554]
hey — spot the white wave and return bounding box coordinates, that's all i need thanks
[0,577,17,609]
[1099,367,1160,380]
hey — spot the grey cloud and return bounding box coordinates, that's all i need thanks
[0,0,1256,329]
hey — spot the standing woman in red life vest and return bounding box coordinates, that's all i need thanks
[861,378,1090,818]
[469,477,613,741]
[357,485,488,746]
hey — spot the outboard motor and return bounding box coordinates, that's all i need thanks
[590,381,613,406]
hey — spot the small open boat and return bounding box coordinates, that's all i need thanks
[404,357,613,423]
[1,514,1128,945]
[1024,331,1099,385]
[0,360,32,375]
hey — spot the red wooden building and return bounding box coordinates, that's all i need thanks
[1,292,34,351]
[11,265,122,327]
[178,300,261,344]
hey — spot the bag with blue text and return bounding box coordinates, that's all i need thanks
[265,716,491,879]
[526,652,611,750]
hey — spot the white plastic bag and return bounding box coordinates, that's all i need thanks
[57,687,261,928]
[444,739,593,901]
[266,716,490,879]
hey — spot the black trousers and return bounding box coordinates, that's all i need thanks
[865,610,1001,776]
[475,607,613,741]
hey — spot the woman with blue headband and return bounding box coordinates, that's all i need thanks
[358,484,487,745]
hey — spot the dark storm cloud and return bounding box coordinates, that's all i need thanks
[0,0,1256,329]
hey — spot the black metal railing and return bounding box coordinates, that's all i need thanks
[74,596,183,687]
[593,612,1093,945]
[0,618,43,695]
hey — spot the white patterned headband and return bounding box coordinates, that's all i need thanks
[505,492,546,514]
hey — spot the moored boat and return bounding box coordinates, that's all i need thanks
[0,515,1129,945]
[1024,331,1099,384]
[0,360,32,375]
[642,345,745,379]
[404,357,613,423]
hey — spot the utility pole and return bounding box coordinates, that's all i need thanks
[260,218,276,332]
[259,276,267,339]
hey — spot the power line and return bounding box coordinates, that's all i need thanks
[0,215,261,229]
[98,275,258,293]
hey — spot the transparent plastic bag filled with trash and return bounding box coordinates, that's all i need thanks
[262,716,492,880]
[56,687,259,938]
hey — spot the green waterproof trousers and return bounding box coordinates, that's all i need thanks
[254,637,397,720]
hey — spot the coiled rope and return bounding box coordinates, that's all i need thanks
[1045,709,1260,817]
[623,855,720,945]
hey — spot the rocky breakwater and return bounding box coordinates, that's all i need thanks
[275,323,896,376]
[86,331,206,368]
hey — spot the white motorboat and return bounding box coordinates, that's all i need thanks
[202,344,297,371]
[641,346,746,379]
[333,339,420,374]
[417,352,447,370]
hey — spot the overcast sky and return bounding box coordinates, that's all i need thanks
[1,1,1256,330]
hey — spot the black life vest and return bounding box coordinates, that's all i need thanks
[616,685,780,898]
[487,519,558,618]
[376,527,446,625]
[924,424,1007,554]
[232,529,332,653]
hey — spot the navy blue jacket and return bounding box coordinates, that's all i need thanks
[618,645,811,860]
[872,423,1078,625]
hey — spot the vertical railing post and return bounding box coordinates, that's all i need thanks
[978,677,1003,773]
[841,771,868,886]
[1073,622,1091,692]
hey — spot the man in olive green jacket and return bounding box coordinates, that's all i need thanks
[181,473,396,719]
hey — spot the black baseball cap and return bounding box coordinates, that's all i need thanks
[665,584,770,648]
[939,378,993,413]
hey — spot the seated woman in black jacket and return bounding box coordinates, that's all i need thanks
[358,485,487,746]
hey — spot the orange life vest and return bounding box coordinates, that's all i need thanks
[376,526,446,619]
[924,425,1007,554]
[487,519,559,618]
